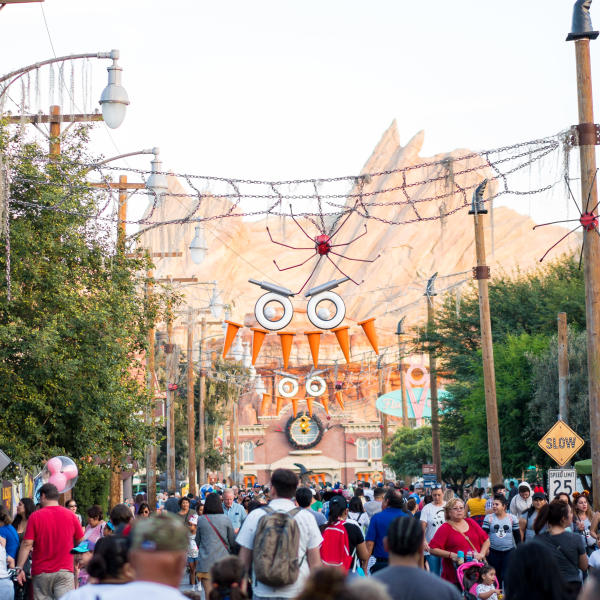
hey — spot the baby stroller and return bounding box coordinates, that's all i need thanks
[456,561,500,600]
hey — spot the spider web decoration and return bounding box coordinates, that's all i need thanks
[534,172,600,267]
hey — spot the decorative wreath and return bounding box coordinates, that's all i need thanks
[285,412,324,450]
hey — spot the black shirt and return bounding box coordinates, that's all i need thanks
[532,531,585,583]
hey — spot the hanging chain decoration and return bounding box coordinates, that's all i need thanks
[1,133,566,235]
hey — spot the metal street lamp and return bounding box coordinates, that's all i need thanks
[98,50,130,129]
[209,284,224,319]
[145,148,168,202]
[189,224,208,265]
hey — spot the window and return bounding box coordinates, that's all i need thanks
[356,438,368,460]
[370,438,382,460]
[241,441,254,463]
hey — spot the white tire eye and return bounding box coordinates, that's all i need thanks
[306,291,345,330]
[278,376,299,398]
[255,292,294,331]
[305,375,326,397]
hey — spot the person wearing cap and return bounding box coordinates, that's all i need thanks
[163,491,180,514]
[365,490,409,574]
[15,483,84,599]
[99,512,189,600]
[71,540,94,588]
[519,492,548,541]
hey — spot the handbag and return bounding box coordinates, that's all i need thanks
[205,516,231,553]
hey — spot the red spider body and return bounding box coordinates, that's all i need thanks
[580,212,598,231]
[266,206,380,293]
[315,234,331,255]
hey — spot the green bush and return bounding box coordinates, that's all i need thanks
[72,463,110,517]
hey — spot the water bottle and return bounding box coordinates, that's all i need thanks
[457,551,465,565]
[466,550,474,562]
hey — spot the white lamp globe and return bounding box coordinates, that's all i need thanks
[189,225,208,265]
[99,52,129,129]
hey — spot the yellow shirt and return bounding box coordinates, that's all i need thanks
[467,497,487,516]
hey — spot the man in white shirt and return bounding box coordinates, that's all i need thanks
[420,486,446,576]
[101,512,189,600]
[237,468,322,600]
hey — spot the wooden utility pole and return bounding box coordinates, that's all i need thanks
[396,320,409,428]
[572,35,600,510]
[187,307,197,496]
[145,267,157,512]
[229,394,236,484]
[558,312,569,424]
[470,183,503,485]
[165,303,177,493]
[426,296,442,482]
[378,360,388,451]
[49,105,61,157]
[198,317,207,486]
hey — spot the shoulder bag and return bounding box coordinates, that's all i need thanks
[205,516,231,553]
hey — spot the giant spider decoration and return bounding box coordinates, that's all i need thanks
[534,172,599,267]
[266,206,380,293]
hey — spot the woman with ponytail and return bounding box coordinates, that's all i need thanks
[532,499,588,600]
[60,536,133,599]
[208,556,247,600]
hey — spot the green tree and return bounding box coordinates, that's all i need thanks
[0,126,157,474]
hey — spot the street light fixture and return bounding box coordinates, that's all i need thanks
[99,50,130,129]
[254,375,266,396]
[230,335,243,361]
[209,284,224,320]
[145,148,168,202]
[189,224,208,265]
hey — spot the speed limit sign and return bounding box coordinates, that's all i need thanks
[548,468,577,498]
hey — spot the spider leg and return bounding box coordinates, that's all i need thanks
[328,207,356,239]
[273,252,317,272]
[266,226,313,250]
[330,224,368,247]
[326,255,362,285]
[579,230,586,270]
[294,256,323,295]
[533,218,582,229]
[539,225,581,262]
[330,250,380,263]
[585,169,599,213]
[565,176,583,216]
[289,205,318,243]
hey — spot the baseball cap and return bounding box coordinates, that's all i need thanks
[130,513,188,552]
[532,492,546,501]
[71,540,94,554]
[329,494,348,510]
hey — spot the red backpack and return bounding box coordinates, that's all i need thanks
[320,520,352,572]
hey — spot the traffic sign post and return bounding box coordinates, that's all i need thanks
[538,421,584,467]
[422,464,436,475]
[547,468,577,498]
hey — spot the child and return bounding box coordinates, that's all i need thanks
[476,565,502,600]
[70,540,94,588]
[187,514,199,590]
[209,556,248,600]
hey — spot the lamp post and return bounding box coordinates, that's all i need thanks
[396,318,409,428]
[1,50,129,156]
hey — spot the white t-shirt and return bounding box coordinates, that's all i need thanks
[236,498,323,599]
[589,548,600,570]
[420,502,446,542]
[86,581,189,600]
[476,583,498,600]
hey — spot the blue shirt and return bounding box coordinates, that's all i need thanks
[365,507,408,559]
[223,502,246,531]
[0,524,19,559]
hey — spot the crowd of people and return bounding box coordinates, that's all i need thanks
[0,474,599,600]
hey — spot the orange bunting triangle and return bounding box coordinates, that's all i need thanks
[335,390,345,411]
[291,398,298,418]
[222,320,243,358]
[277,332,295,369]
[332,325,350,363]
[321,396,330,415]
[304,331,322,367]
[260,393,271,415]
[251,328,268,365]
[358,317,379,355]
[306,397,313,417]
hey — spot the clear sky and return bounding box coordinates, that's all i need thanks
[0,0,597,223]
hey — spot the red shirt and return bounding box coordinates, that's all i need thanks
[25,505,84,575]
[429,518,488,583]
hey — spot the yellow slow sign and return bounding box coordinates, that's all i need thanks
[538,420,584,466]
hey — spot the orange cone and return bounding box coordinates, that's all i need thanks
[332,325,350,363]
[277,332,295,369]
[358,317,379,355]
[260,393,271,415]
[291,397,298,418]
[222,320,243,358]
[335,390,345,411]
[306,397,314,417]
[321,396,330,415]
[304,331,322,368]
[276,396,285,416]
[251,328,268,365]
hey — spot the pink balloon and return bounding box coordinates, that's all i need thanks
[46,457,62,475]
[61,464,78,480]
[48,472,67,493]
